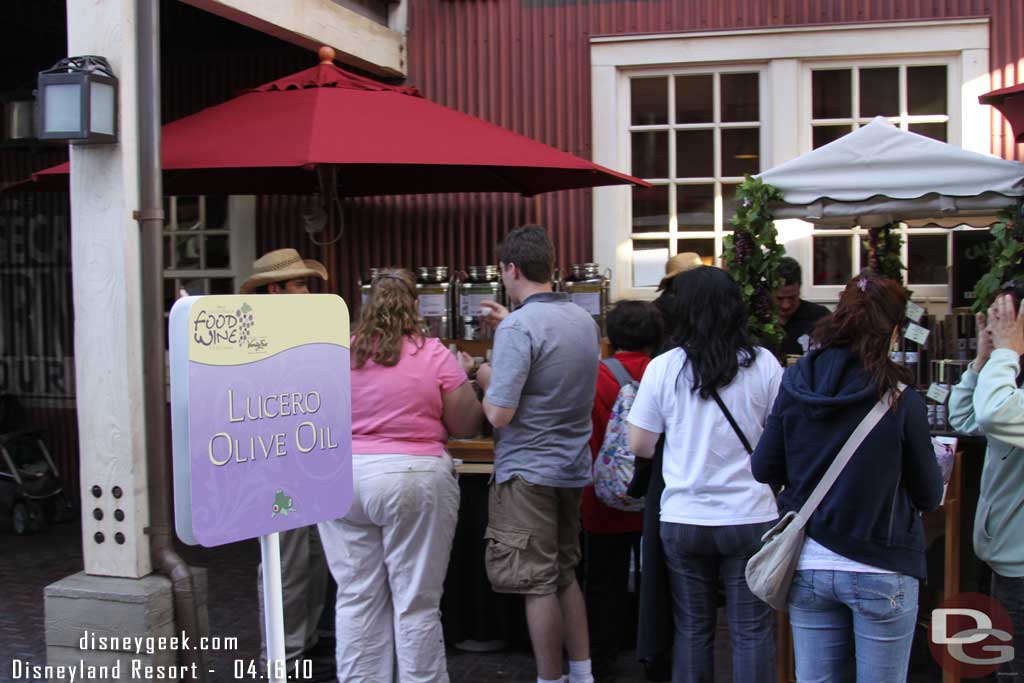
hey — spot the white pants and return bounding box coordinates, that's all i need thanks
[318,453,460,683]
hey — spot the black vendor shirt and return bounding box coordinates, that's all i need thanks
[780,300,830,356]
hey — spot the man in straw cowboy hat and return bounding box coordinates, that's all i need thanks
[652,252,704,331]
[244,248,334,680]
[240,247,329,295]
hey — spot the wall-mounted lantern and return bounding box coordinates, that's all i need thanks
[37,56,118,144]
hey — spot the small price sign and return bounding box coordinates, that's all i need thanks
[905,322,930,346]
[905,301,925,324]
[926,383,950,404]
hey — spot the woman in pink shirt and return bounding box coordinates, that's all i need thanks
[318,269,482,683]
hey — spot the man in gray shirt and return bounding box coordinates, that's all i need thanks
[476,225,600,683]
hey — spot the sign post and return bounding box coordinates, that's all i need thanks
[168,294,352,682]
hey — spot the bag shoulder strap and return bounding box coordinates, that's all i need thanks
[602,357,638,389]
[797,384,904,522]
[710,389,754,455]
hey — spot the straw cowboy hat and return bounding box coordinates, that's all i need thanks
[239,248,328,294]
[657,252,704,291]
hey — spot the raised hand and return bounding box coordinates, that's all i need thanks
[987,295,1024,357]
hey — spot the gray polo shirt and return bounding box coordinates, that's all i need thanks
[486,291,600,488]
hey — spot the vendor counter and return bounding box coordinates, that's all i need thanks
[446,433,991,683]
[441,437,530,648]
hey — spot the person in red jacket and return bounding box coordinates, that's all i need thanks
[583,300,663,682]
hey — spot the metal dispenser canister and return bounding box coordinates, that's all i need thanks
[457,265,504,340]
[359,268,381,311]
[562,263,610,332]
[416,266,454,338]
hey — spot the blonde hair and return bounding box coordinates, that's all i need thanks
[352,268,426,368]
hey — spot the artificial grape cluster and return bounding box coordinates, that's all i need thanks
[732,230,755,261]
[237,303,255,346]
[752,286,773,321]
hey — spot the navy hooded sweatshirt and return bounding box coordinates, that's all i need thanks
[751,347,944,579]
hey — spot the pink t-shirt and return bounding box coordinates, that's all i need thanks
[350,336,468,456]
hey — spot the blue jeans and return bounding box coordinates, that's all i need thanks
[660,521,776,683]
[991,571,1024,681]
[788,569,919,683]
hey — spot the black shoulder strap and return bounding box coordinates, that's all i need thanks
[602,357,637,388]
[710,389,754,455]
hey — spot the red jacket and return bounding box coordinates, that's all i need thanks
[582,351,651,534]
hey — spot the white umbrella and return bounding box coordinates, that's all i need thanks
[758,117,1024,227]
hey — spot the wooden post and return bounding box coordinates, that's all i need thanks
[942,452,964,683]
[67,0,151,578]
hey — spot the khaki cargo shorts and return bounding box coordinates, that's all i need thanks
[484,477,583,595]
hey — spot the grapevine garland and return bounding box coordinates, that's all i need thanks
[866,223,905,283]
[723,176,786,348]
[971,203,1024,313]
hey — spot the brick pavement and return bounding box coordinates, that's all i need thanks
[0,520,946,682]
[0,522,653,683]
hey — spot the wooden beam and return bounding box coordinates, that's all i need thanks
[178,0,406,77]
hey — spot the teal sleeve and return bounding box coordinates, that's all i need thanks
[948,362,981,435]
[973,349,1024,448]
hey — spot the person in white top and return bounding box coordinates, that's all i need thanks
[628,266,781,683]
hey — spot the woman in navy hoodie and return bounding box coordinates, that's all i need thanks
[751,273,943,683]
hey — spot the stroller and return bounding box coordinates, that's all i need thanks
[0,394,74,534]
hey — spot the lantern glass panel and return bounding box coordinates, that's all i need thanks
[90,80,115,135]
[43,82,82,134]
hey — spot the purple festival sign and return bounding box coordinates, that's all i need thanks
[170,294,352,547]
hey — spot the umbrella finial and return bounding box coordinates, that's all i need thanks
[318,46,336,64]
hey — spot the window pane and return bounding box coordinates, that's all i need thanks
[205,195,229,230]
[722,183,740,228]
[677,184,714,231]
[179,278,208,296]
[908,122,947,142]
[174,234,201,269]
[675,75,713,124]
[813,125,852,149]
[163,197,173,232]
[908,66,947,115]
[908,234,947,284]
[721,73,759,122]
[206,234,230,269]
[210,278,235,295]
[859,67,899,118]
[177,196,202,230]
[812,69,852,119]
[676,130,714,178]
[677,238,715,265]
[164,235,173,268]
[721,128,760,177]
[813,236,853,285]
[632,240,670,288]
[632,185,670,233]
[631,77,668,126]
[632,131,669,178]
[164,278,177,313]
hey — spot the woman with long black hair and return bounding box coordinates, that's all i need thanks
[627,266,782,683]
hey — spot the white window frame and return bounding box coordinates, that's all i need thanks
[163,195,256,307]
[627,65,768,281]
[801,57,959,302]
[591,18,990,303]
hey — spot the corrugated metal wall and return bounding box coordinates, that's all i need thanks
[0,0,320,499]
[322,0,1024,309]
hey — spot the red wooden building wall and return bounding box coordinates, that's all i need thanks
[309,0,1022,306]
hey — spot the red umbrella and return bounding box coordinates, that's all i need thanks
[23,48,646,196]
[980,82,1024,144]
